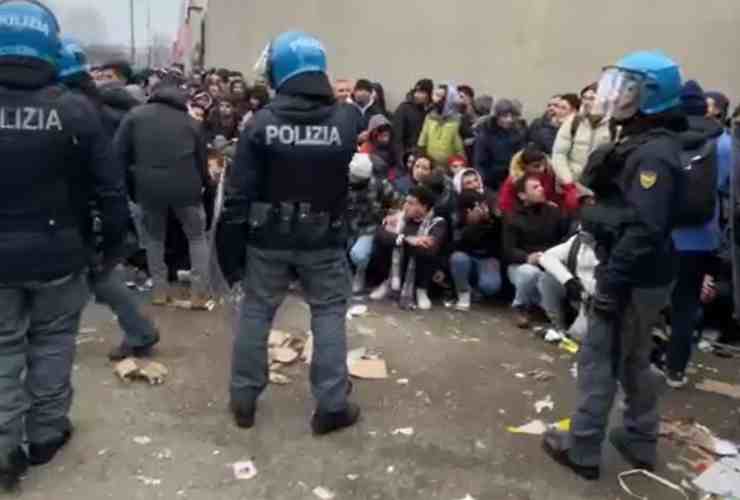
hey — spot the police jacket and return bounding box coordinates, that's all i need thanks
[0,83,128,284]
[581,121,684,297]
[222,86,360,250]
[114,85,208,208]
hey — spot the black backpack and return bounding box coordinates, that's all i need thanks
[674,139,718,227]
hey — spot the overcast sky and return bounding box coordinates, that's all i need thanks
[48,0,182,47]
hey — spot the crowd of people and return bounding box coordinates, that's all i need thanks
[1,0,739,489]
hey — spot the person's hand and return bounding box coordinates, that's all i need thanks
[547,200,560,209]
[527,252,543,266]
[466,207,482,225]
[406,236,435,249]
[701,274,717,304]
[565,278,585,304]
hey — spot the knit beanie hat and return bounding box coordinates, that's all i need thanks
[494,99,517,117]
[680,80,707,117]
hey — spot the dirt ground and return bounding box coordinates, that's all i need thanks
[13,291,740,500]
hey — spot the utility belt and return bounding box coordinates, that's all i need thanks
[248,201,347,249]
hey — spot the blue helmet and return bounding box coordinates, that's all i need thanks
[256,31,327,89]
[58,36,88,79]
[0,0,61,67]
[613,50,682,115]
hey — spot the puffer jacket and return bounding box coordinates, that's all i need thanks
[551,113,613,186]
[417,110,464,168]
[497,151,559,215]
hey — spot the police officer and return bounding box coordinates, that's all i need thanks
[59,37,160,362]
[0,0,127,491]
[216,32,361,434]
[542,51,685,480]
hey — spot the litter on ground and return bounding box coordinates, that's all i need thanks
[535,395,554,414]
[695,379,740,400]
[313,486,336,499]
[232,460,258,480]
[391,427,415,436]
[618,469,689,500]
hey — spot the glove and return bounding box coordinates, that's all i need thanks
[215,218,247,287]
[591,290,618,318]
[563,183,581,213]
[564,278,585,304]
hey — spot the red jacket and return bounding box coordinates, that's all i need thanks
[497,152,560,216]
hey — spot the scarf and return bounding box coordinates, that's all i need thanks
[390,211,444,309]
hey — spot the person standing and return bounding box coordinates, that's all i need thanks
[216,32,361,434]
[474,99,527,191]
[0,1,128,490]
[543,51,685,480]
[114,76,212,309]
[392,78,433,158]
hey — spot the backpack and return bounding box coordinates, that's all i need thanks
[674,139,718,227]
[566,233,582,275]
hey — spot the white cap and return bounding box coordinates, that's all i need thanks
[349,153,373,180]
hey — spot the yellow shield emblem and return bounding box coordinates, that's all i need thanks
[640,170,657,189]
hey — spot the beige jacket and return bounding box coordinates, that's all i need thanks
[551,114,613,186]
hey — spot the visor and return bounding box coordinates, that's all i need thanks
[592,67,645,121]
[253,43,271,86]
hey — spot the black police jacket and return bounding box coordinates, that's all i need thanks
[581,128,683,296]
[221,92,360,251]
[0,84,128,284]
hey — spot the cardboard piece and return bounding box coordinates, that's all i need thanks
[114,358,140,382]
[270,347,299,364]
[269,372,291,385]
[696,379,740,400]
[301,334,314,364]
[138,361,169,385]
[693,459,740,498]
[349,359,388,380]
[268,329,290,347]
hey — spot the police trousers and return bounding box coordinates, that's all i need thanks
[0,272,88,460]
[230,246,351,414]
[569,286,669,467]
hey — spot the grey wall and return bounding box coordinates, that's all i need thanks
[205,0,740,115]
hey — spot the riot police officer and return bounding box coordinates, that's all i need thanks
[542,51,685,479]
[0,0,127,490]
[216,32,361,434]
[59,37,160,362]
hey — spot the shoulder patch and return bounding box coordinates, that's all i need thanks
[639,170,657,189]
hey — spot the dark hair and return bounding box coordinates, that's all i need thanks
[560,93,581,111]
[249,85,270,109]
[421,168,447,196]
[458,85,475,100]
[521,143,546,165]
[580,82,597,97]
[515,172,540,195]
[409,185,437,210]
[413,154,434,169]
[371,82,388,115]
[457,189,485,213]
[101,59,133,83]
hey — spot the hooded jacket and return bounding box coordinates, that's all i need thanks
[98,80,141,136]
[392,93,429,155]
[359,114,401,178]
[474,117,526,191]
[551,113,613,187]
[114,85,208,208]
[497,151,559,215]
[418,110,464,168]
[672,115,730,252]
[452,168,497,213]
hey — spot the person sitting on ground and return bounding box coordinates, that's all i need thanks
[527,95,562,154]
[497,144,559,216]
[551,83,616,213]
[394,155,433,195]
[359,114,401,180]
[370,186,448,311]
[450,190,503,311]
[538,219,599,341]
[503,174,572,328]
[452,167,497,214]
[418,84,465,169]
[474,99,527,191]
[447,154,469,179]
[346,153,404,294]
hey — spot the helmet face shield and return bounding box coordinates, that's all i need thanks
[253,42,271,87]
[593,67,645,121]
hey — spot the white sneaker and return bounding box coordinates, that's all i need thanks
[416,288,432,310]
[390,276,401,292]
[455,292,471,311]
[352,270,366,294]
[370,281,389,301]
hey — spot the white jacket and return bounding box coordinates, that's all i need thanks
[551,114,613,186]
[538,232,598,295]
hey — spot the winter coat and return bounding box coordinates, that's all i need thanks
[539,231,599,295]
[359,114,401,179]
[454,217,501,260]
[527,115,559,155]
[502,203,571,264]
[114,85,208,209]
[350,98,384,132]
[392,96,428,154]
[98,81,140,136]
[417,110,465,168]
[551,113,613,186]
[474,118,526,191]
[497,151,560,215]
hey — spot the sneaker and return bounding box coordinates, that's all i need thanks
[352,270,366,294]
[229,400,256,429]
[29,428,73,466]
[455,292,471,312]
[151,288,170,306]
[542,431,600,481]
[665,370,688,389]
[370,281,389,301]
[107,331,160,362]
[0,448,28,492]
[311,403,361,436]
[416,289,431,311]
[513,306,531,329]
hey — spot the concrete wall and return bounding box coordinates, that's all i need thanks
[205,0,740,114]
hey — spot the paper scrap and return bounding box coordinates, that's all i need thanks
[346,304,368,319]
[507,420,548,435]
[396,378,409,385]
[114,358,168,385]
[356,325,376,337]
[619,469,689,500]
[135,475,162,486]
[349,359,388,380]
[538,354,555,364]
[347,474,359,481]
[268,329,290,347]
[347,347,368,364]
[514,372,526,379]
[133,436,152,445]
[301,333,314,363]
[232,460,258,480]
[454,495,477,500]
[696,379,740,400]
[313,486,336,500]
[544,329,564,343]
[270,347,299,364]
[535,395,554,414]
[392,427,414,437]
[269,372,291,385]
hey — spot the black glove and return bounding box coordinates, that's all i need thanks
[591,290,618,318]
[564,278,585,304]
